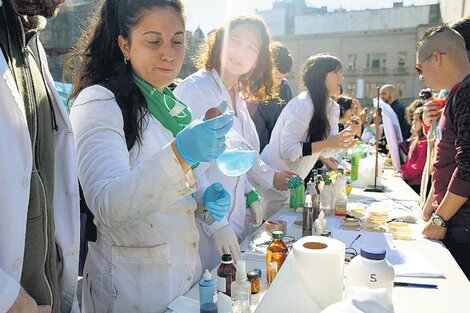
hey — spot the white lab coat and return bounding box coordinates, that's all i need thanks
[70,85,202,313]
[376,98,403,169]
[0,41,80,312]
[174,69,275,270]
[260,92,340,213]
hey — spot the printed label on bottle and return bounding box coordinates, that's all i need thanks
[217,276,226,292]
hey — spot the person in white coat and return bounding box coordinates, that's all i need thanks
[261,54,360,211]
[175,15,297,271]
[66,1,233,312]
[0,1,80,313]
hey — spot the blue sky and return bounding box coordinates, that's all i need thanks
[184,0,439,33]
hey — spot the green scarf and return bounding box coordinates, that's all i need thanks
[133,74,192,137]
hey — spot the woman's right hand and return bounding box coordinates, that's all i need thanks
[326,128,355,150]
[175,111,234,165]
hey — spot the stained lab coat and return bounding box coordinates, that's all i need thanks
[260,92,340,213]
[0,41,80,312]
[174,69,275,270]
[70,85,202,313]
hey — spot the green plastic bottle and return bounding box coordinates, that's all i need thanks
[351,141,364,181]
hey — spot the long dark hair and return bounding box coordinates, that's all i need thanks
[65,0,185,149]
[301,54,342,143]
[196,15,277,102]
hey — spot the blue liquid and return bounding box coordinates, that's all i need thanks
[216,150,257,177]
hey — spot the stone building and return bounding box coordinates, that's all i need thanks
[258,1,442,104]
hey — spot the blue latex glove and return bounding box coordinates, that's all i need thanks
[203,183,231,221]
[175,102,234,165]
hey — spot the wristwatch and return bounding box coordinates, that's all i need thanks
[431,213,446,228]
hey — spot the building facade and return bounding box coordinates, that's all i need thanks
[258,1,442,104]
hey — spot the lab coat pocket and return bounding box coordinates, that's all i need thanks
[111,244,172,313]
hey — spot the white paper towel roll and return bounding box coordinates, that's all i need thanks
[293,236,346,309]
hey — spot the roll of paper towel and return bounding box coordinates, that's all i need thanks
[293,236,346,309]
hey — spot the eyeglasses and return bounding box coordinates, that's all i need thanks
[415,51,446,75]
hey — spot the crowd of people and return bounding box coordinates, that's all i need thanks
[1,0,469,312]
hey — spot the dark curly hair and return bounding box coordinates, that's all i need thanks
[64,0,185,149]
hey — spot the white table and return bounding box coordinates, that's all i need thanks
[175,171,470,312]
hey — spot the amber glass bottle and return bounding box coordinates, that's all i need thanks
[217,254,236,296]
[266,231,288,283]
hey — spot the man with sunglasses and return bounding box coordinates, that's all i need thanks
[416,24,470,280]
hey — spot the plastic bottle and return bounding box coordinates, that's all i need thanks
[231,260,251,313]
[334,168,348,216]
[315,211,327,235]
[320,179,335,216]
[205,107,256,177]
[217,254,237,296]
[351,141,364,181]
[266,231,288,284]
[288,176,304,211]
[346,246,395,300]
[199,269,218,313]
[302,195,313,237]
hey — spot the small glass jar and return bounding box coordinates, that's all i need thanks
[247,270,260,294]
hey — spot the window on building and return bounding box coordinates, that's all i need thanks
[397,53,406,68]
[365,82,384,99]
[396,82,405,98]
[348,55,357,71]
[367,53,387,72]
[345,82,356,97]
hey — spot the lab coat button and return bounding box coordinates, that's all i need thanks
[187,210,192,215]
[192,242,197,247]
[187,276,191,281]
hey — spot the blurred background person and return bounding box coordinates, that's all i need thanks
[248,41,293,153]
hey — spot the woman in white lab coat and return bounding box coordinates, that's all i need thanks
[66,1,233,312]
[175,15,296,271]
[260,54,360,210]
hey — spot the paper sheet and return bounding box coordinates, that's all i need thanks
[331,229,444,278]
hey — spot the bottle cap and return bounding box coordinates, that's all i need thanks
[272,230,284,239]
[203,269,212,281]
[247,270,259,280]
[221,254,233,263]
[360,246,386,260]
[320,230,331,237]
[235,260,247,281]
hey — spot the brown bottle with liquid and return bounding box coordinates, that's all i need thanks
[216,254,236,296]
[266,231,288,284]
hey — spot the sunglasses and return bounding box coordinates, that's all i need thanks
[415,51,446,75]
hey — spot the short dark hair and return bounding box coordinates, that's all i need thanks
[451,17,470,52]
[270,41,293,74]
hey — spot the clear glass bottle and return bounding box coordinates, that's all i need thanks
[199,269,218,313]
[320,179,335,216]
[266,231,288,284]
[217,254,237,296]
[205,106,256,177]
[231,260,251,313]
[334,168,348,216]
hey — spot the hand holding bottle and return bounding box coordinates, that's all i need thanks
[212,225,241,261]
[203,183,231,221]
[175,103,234,164]
[273,170,298,191]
